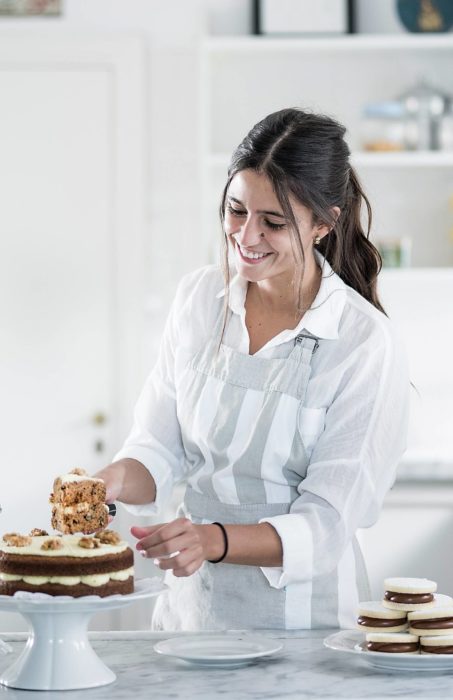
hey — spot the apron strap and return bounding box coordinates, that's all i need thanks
[295,332,319,354]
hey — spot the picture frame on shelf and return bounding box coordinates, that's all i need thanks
[0,0,61,15]
[253,0,355,36]
[396,0,453,34]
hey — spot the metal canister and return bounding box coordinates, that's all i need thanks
[399,79,450,150]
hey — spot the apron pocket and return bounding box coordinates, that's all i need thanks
[298,406,326,457]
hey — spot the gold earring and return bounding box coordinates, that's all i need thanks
[314,235,321,245]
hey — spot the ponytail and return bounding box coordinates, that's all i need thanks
[318,168,386,315]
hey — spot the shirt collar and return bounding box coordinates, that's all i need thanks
[215,251,347,340]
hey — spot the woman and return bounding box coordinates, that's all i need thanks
[96,108,410,631]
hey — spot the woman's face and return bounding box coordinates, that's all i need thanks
[224,169,319,284]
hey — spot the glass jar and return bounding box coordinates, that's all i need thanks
[376,237,412,268]
[399,79,450,150]
[361,101,407,152]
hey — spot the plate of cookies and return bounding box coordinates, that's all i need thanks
[324,577,453,671]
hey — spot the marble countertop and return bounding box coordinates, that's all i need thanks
[1,629,453,699]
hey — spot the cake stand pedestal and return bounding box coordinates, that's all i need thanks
[0,578,165,691]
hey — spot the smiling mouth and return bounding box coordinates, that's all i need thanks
[237,243,273,264]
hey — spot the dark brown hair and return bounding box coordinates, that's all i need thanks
[219,108,385,337]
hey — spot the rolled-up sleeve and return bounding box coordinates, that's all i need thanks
[113,279,189,517]
[259,323,410,589]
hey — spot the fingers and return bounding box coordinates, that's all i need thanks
[173,554,204,578]
[133,518,192,552]
[159,547,204,577]
[130,524,164,539]
[131,518,203,577]
[105,489,115,504]
[146,532,199,560]
[95,468,121,504]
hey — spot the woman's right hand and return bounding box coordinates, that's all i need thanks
[94,462,126,504]
[93,458,157,508]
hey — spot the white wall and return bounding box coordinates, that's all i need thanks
[2,0,448,388]
[0,0,251,388]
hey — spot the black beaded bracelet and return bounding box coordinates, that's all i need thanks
[207,521,229,564]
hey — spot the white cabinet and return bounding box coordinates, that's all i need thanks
[358,483,453,600]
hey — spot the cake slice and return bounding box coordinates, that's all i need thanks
[50,468,108,534]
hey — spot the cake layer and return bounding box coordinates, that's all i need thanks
[51,473,106,507]
[0,576,133,598]
[1,566,133,585]
[51,503,108,534]
[0,548,133,576]
[0,533,134,597]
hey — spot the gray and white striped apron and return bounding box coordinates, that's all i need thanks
[152,310,370,631]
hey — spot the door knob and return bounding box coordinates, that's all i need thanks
[94,439,105,453]
[92,412,107,426]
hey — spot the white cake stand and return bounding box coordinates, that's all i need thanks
[0,578,166,691]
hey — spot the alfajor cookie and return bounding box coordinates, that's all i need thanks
[357,601,408,633]
[420,634,453,654]
[382,577,437,611]
[365,632,419,654]
[408,606,453,636]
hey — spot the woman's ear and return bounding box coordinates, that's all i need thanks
[331,206,341,224]
[316,206,341,239]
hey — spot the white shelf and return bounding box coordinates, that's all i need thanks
[203,34,453,53]
[380,267,453,277]
[352,151,453,167]
[208,151,453,169]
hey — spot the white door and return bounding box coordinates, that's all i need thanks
[0,69,113,532]
[0,35,146,536]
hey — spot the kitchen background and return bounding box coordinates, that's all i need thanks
[1,0,453,631]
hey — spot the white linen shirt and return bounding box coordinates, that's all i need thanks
[115,253,410,589]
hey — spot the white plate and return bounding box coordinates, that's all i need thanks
[154,634,283,667]
[324,630,453,672]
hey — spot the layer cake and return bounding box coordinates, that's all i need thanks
[0,530,134,597]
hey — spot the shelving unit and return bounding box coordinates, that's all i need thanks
[200,34,453,267]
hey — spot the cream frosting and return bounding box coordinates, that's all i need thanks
[62,503,90,514]
[0,535,128,558]
[60,473,104,484]
[0,567,134,586]
[56,503,109,515]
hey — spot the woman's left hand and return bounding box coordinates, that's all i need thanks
[130,518,213,577]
